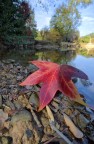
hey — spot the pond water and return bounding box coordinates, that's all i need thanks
[1,49,94,107]
[70,54,94,108]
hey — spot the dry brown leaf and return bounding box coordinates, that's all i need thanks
[63,113,83,138]
[46,105,54,122]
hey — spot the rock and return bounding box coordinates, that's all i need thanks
[72,77,78,83]
[44,125,54,135]
[49,105,58,113]
[11,109,32,125]
[26,85,33,90]
[17,76,23,81]
[28,64,37,72]
[9,64,13,69]
[0,137,9,144]
[0,95,2,107]
[64,108,73,116]
[5,100,15,110]
[29,94,39,107]
[77,114,89,129]
[17,66,22,70]
[0,109,8,130]
[51,101,59,111]
[8,59,15,63]
[25,129,33,138]
[9,121,28,144]
[41,117,49,127]
[13,100,22,110]
[17,95,29,108]
[86,124,94,142]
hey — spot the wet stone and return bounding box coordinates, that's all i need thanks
[11,109,32,125]
[77,114,89,129]
[0,95,2,107]
[25,129,33,138]
[13,100,22,110]
[0,137,9,144]
[29,94,39,107]
[5,100,15,110]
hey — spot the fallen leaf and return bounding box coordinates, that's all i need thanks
[20,61,88,111]
[46,105,54,122]
[63,113,83,138]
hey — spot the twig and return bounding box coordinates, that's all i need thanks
[43,128,68,144]
[27,104,42,127]
[50,120,73,144]
[43,136,57,144]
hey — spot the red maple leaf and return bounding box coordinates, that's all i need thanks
[20,61,88,111]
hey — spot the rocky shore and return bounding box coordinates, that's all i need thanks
[0,59,94,144]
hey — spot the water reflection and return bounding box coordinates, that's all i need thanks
[0,49,77,65]
[79,48,94,57]
[35,50,77,64]
[70,54,94,107]
[76,79,94,108]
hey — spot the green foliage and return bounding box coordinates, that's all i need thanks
[80,33,94,43]
[86,33,94,38]
[0,0,37,43]
[36,28,61,43]
[50,2,81,42]
[31,0,93,10]
[39,27,49,40]
[36,31,43,40]
[25,9,37,38]
[46,28,61,43]
[80,36,90,43]
[75,0,92,6]
[50,0,92,42]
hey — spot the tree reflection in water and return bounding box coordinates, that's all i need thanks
[35,50,77,64]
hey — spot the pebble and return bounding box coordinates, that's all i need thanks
[51,101,59,110]
[78,114,89,129]
[11,109,32,125]
[0,137,9,144]
[29,94,39,107]
[25,129,33,138]
[0,95,2,107]
[13,100,22,109]
[5,100,15,110]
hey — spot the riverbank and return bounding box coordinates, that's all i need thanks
[0,59,94,144]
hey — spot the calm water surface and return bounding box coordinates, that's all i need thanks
[70,54,94,107]
[1,49,94,107]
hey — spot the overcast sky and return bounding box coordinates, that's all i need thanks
[30,0,94,36]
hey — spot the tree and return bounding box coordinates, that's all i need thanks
[39,27,49,40]
[68,0,93,7]
[25,8,37,38]
[30,0,93,10]
[0,0,37,41]
[50,0,93,42]
[50,3,81,41]
[45,28,61,43]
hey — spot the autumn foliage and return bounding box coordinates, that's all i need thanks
[20,61,88,111]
